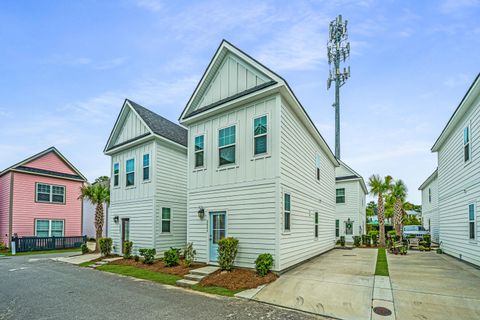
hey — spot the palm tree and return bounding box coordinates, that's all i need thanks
[368,174,392,246]
[390,179,408,236]
[79,181,110,253]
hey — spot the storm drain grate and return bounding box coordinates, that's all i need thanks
[373,306,392,316]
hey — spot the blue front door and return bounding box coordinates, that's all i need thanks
[209,212,226,262]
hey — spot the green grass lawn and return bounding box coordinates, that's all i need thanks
[96,264,181,286]
[0,248,81,256]
[375,247,389,276]
[191,284,242,297]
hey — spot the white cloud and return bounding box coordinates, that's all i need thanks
[439,0,480,14]
[134,0,163,12]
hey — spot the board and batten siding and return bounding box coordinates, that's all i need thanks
[113,108,150,146]
[0,172,11,245]
[279,98,336,270]
[421,176,439,243]
[437,94,480,266]
[335,180,364,241]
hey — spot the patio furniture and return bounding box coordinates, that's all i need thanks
[408,238,420,250]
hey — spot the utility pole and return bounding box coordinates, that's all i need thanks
[327,14,350,160]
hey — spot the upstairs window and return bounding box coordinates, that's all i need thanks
[219,125,236,166]
[316,154,321,180]
[335,219,340,237]
[254,115,267,155]
[336,188,345,204]
[113,163,119,187]
[162,207,171,233]
[143,154,150,181]
[284,193,291,232]
[36,183,65,204]
[464,126,471,162]
[314,212,319,238]
[126,159,135,187]
[428,188,431,203]
[469,204,476,240]
[195,135,205,168]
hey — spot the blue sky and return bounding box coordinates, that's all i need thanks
[1,0,479,203]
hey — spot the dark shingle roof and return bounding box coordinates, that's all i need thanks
[127,99,188,147]
[15,166,84,181]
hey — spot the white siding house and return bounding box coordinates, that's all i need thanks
[419,170,439,243]
[335,160,368,243]
[179,40,339,272]
[431,73,480,266]
[104,100,188,256]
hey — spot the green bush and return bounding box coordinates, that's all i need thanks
[436,248,443,254]
[255,253,274,277]
[139,248,156,264]
[134,255,140,262]
[164,247,180,267]
[419,245,425,251]
[368,231,379,246]
[361,235,368,246]
[218,237,239,271]
[123,241,133,259]
[340,236,346,247]
[80,243,89,254]
[184,243,196,267]
[365,235,371,247]
[353,236,361,247]
[423,234,431,248]
[0,242,7,251]
[98,237,113,256]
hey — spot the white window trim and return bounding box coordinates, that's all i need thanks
[142,154,150,182]
[253,114,269,157]
[335,219,340,237]
[125,158,135,188]
[464,123,471,164]
[428,188,431,203]
[113,162,120,188]
[336,188,346,204]
[194,133,206,169]
[283,192,291,233]
[468,203,476,240]
[35,219,65,237]
[218,124,237,168]
[161,207,172,234]
[35,183,66,205]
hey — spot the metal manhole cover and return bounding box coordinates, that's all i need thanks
[373,307,392,316]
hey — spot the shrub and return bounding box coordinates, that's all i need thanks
[139,248,156,264]
[353,236,361,247]
[361,235,368,246]
[340,236,346,247]
[436,248,443,254]
[423,234,431,248]
[134,255,140,262]
[0,242,7,251]
[255,253,274,277]
[365,235,372,247]
[368,231,379,246]
[184,243,196,267]
[98,237,112,256]
[218,237,239,271]
[164,247,180,267]
[80,243,89,254]
[123,241,133,259]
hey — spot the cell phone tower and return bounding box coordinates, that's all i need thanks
[327,14,350,160]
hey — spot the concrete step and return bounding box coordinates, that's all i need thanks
[190,266,219,276]
[95,261,108,265]
[176,279,199,288]
[103,257,123,262]
[184,274,205,282]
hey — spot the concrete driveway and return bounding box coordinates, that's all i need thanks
[254,248,377,320]
[389,251,480,320]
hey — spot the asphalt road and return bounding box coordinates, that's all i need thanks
[0,253,322,320]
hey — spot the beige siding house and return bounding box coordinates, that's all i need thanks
[104,100,188,256]
[430,73,480,266]
[179,40,339,272]
[419,169,439,243]
[335,160,367,243]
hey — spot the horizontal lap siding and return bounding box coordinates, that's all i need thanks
[438,97,480,266]
[279,99,336,270]
[421,177,439,243]
[335,180,363,240]
[0,173,11,245]
[187,182,277,269]
[11,173,83,237]
[109,199,154,255]
[23,152,78,175]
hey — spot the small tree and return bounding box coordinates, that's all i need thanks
[217,237,239,271]
[184,242,196,267]
[123,241,133,259]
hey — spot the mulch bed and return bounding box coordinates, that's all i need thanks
[110,258,206,276]
[200,268,278,290]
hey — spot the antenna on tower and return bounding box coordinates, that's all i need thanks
[327,14,350,160]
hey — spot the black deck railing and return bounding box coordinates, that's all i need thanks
[12,236,86,252]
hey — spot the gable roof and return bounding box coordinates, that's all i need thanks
[104,99,187,153]
[0,147,87,181]
[418,169,438,190]
[335,159,368,194]
[432,73,480,152]
[179,39,339,167]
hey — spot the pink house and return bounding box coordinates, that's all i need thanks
[0,147,87,247]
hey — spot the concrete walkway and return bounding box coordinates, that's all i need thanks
[389,251,480,320]
[253,248,377,320]
[52,253,101,265]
